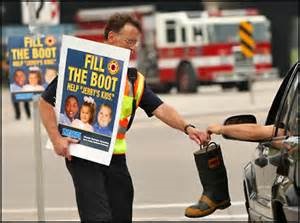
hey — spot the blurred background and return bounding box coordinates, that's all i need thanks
[1,1,299,87]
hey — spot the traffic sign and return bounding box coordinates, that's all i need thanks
[239,21,255,58]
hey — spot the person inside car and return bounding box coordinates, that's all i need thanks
[207,123,276,141]
[206,123,299,152]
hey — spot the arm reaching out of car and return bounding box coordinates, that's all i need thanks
[207,123,275,141]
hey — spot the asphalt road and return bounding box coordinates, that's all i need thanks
[2,79,282,221]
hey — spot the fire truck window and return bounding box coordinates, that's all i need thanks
[166,20,176,43]
[207,24,238,43]
[181,27,186,43]
[253,22,270,41]
[193,26,203,42]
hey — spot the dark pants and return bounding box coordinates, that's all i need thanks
[66,155,134,222]
[13,101,31,119]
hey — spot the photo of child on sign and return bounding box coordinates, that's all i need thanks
[93,103,113,136]
[71,96,96,132]
[56,35,130,165]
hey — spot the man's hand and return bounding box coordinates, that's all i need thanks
[186,126,210,145]
[207,124,222,135]
[52,136,79,161]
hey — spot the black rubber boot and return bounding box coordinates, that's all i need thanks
[185,142,231,218]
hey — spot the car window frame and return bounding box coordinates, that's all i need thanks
[265,62,299,126]
[284,76,299,136]
[273,69,298,137]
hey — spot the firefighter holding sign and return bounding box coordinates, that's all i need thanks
[39,13,210,222]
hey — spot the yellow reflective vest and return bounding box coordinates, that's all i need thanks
[113,72,145,154]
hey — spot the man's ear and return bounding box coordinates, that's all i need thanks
[107,31,116,43]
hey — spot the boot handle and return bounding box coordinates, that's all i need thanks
[200,141,219,153]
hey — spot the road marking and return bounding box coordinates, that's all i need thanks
[33,215,248,221]
[3,201,245,213]
[2,207,76,213]
[3,202,247,221]
[135,214,248,221]
[134,201,245,209]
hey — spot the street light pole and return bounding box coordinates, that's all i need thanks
[27,2,46,221]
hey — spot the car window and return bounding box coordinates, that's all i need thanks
[265,63,298,125]
[273,71,298,138]
[287,75,299,136]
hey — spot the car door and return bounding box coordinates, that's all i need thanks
[278,73,300,222]
[252,62,299,220]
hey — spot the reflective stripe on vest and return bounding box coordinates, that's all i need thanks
[113,72,145,154]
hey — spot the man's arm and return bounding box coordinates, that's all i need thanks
[207,123,274,141]
[39,97,76,160]
[152,103,209,145]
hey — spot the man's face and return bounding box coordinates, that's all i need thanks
[107,23,141,52]
[14,70,26,86]
[65,97,79,120]
[97,106,112,127]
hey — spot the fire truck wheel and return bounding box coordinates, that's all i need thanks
[152,83,172,94]
[176,62,197,93]
[160,83,172,93]
[237,81,250,92]
[221,83,235,90]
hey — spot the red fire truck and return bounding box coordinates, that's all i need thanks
[74,5,278,93]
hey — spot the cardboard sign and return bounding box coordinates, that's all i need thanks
[56,35,130,165]
[8,35,60,101]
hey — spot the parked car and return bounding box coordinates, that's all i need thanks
[221,61,299,222]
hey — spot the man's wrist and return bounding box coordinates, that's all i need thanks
[184,124,196,135]
[219,126,224,135]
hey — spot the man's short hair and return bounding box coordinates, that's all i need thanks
[65,95,79,105]
[13,68,25,76]
[104,13,142,39]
